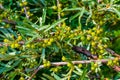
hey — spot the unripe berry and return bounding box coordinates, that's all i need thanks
[113,57,119,64]
[42,44,46,48]
[4,39,9,43]
[66,27,71,31]
[100,49,104,53]
[87,30,92,34]
[27,11,31,15]
[21,8,24,13]
[113,60,117,64]
[96,30,100,34]
[46,61,51,67]
[98,45,103,50]
[93,27,97,30]
[94,36,98,41]
[23,1,28,6]
[58,4,62,8]
[91,66,95,71]
[19,77,25,80]
[62,56,66,61]
[104,44,108,48]
[49,38,54,42]
[107,60,112,66]
[11,44,15,48]
[78,64,82,68]
[52,6,57,10]
[26,44,31,48]
[5,24,10,28]
[61,12,65,16]
[31,44,35,48]
[67,62,72,67]
[98,55,102,59]
[114,57,119,61]
[17,36,22,41]
[62,22,66,27]
[15,43,20,48]
[87,36,91,40]
[81,36,85,40]
[1,51,5,54]
[104,78,109,80]
[54,68,58,72]
[43,59,47,63]
[43,63,47,67]
[47,42,51,46]
[91,42,96,46]
[19,3,23,6]
[91,32,95,36]
[99,28,103,32]
[44,39,48,43]
[94,63,98,68]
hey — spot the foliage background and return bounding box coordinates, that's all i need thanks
[0,0,120,80]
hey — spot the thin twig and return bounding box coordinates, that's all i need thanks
[0,3,5,10]
[2,19,16,25]
[28,58,117,80]
[23,6,29,19]
[56,0,61,27]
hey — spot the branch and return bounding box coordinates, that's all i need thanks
[72,46,98,59]
[2,19,16,25]
[28,58,117,80]
[0,3,5,10]
[106,48,120,57]
[56,0,61,27]
[23,6,29,19]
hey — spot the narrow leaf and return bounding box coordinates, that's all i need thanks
[44,18,67,32]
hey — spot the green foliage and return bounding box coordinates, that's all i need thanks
[0,0,120,80]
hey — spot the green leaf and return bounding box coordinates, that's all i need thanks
[42,73,55,80]
[69,12,81,22]
[41,48,45,59]
[8,71,17,80]
[52,73,61,80]
[17,26,38,36]
[40,0,46,6]
[0,28,11,39]
[39,48,46,65]
[0,67,6,74]
[113,7,120,18]
[38,25,50,31]
[4,60,21,73]
[42,8,46,24]
[78,7,85,27]
[114,72,120,79]
[44,18,67,32]
[25,35,37,44]
[62,8,83,11]
[74,66,83,75]
[0,54,16,61]
[80,66,88,80]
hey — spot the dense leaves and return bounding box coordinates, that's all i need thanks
[0,0,120,80]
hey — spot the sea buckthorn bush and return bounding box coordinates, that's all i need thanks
[0,0,120,80]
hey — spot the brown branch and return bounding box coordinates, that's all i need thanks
[72,46,98,59]
[2,19,16,25]
[28,58,117,80]
[105,48,120,72]
[0,41,25,47]
[106,48,120,57]
[0,38,44,47]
